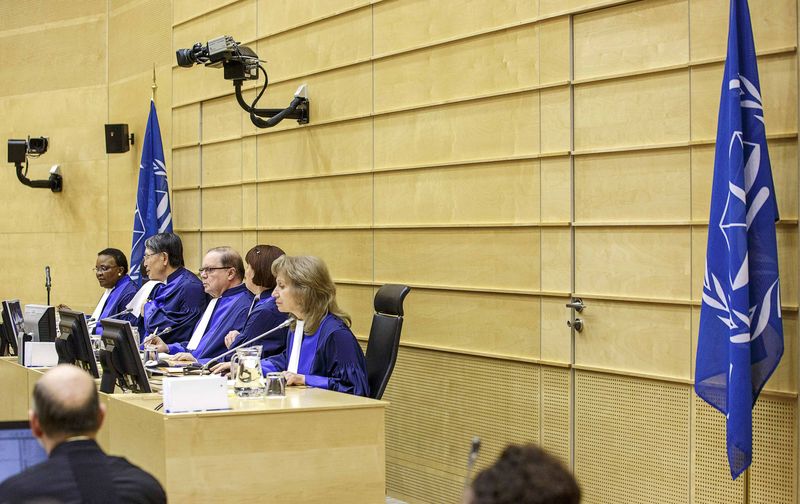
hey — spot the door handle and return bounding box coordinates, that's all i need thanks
[567,318,584,332]
[565,298,585,312]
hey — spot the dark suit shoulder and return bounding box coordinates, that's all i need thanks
[107,456,166,504]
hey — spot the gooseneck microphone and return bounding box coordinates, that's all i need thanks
[87,308,135,328]
[463,436,481,492]
[45,266,51,305]
[193,318,293,372]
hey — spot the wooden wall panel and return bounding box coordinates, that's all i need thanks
[173,0,236,25]
[575,227,691,300]
[575,149,691,223]
[336,284,375,338]
[173,147,201,188]
[257,119,373,179]
[374,26,539,113]
[172,0,257,54]
[401,289,541,358]
[172,104,201,146]
[202,186,243,229]
[541,297,572,363]
[374,161,540,226]
[574,70,690,151]
[375,229,540,292]
[256,8,371,81]
[173,190,201,230]
[373,0,538,56]
[540,157,572,222]
[540,86,571,153]
[171,65,232,108]
[689,0,797,62]
[202,96,245,144]
[257,174,372,228]
[573,0,688,80]
[541,228,571,293]
[539,0,619,17]
[257,0,371,36]
[576,300,692,379]
[202,140,243,185]
[108,0,172,81]
[538,17,571,84]
[201,231,244,258]
[375,93,540,169]
[256,230,373,283]
[179,231,203,272]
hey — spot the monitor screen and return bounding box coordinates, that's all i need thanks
[57,310,99,379]
[23,305,56,343]
[1,300,25,355]
[0,421,47,484]
[98,318,150,394]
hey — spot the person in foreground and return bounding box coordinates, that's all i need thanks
[139,232,206,344]
[213,255,369,396]
[146,246,252,361]
[223,244,288,357]
[0,365,166,504]
[465,444,580,504]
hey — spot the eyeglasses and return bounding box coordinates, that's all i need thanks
[198,266,232,276]
[143,252,163,260]
[93,266,118,273]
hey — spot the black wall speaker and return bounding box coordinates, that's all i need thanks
[105,124,132,154]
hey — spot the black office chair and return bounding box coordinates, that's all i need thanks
[365,284,410,400]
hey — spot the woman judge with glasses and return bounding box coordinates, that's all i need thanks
[138,233,206,344]
[213,255,369,397]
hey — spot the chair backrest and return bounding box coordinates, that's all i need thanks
[365,284,410,400]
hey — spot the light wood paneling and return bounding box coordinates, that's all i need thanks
[374,26,539,113]
[540,157,572,222]
[171,65,232,107]
[257,0,371,36]
[201,231,244,258]
[541,296,572,363]
[690,0,797,62]
[574,0,688,80]
[202,96,244,144]
[401,289,541,359]
[539,0,619,17]
[691,54,798,142]
[173,0,236,25]
[575,148,691,223]
[374,161,540,226]
[375,92,540,169]
[173,189,201,230]
[538,17,571,84]
[541,227,571,293]
[179,231,203,272]
[375,228,540,292]
[202,139,243,185]
[256,229,373,282]
[257,119,373,179]
[109,0,172,81]
[540,86,571,153]
[242,184,257,228]
[173,146,201,188]
[575,227,691,300]
[172,104,201,146]
[202,186,243,229]
[574,69,690,151]
[751,396,798,503]
[336,283,374,338]
[576,299,692,379]
[172,0,256,54]
[256,8,371,81]
[257,174,372,228]
[373,0,538,56]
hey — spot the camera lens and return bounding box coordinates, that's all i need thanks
[27,137,48,154]
[176,48,196,68]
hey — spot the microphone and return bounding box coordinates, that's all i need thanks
[143,326,172,343]
[45,266,51,305]
[87,308,135,327]
[463,436,481,492]
[190,318,293,372]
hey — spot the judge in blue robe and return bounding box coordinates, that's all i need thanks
[63,248,137,335]
[139,233,206,343]
[147,247,252,361]
[242,255,368,397]
[225,245,288,357]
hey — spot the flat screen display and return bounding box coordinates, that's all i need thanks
[0,421,47,484]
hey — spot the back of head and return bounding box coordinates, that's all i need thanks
[145,232,184,268]
[271,255,350,332]
[245,244,285,290]
[208,246,245,280]
[471,444,580,504]
[33,365,101,438]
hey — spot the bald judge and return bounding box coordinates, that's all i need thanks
[146,246,253,362]
[0,365,165,503]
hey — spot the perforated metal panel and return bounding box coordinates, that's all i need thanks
[575,370,690,504]
[384,346,541,504]
[542,366,571,467]
[692,394,744,503]
[751,396,797,504]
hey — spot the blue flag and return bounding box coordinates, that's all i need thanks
[695,0,783,480]
[130,100,173,286]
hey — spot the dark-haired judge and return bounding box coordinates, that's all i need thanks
[139,232,206,343]
[223,244,288,356]
[146,246,252,361]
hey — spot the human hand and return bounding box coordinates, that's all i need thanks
[211,362,232,376]
[171,352,197,363]
[224,330,240,348]
[143,335,168,353]
[282,371,305,386]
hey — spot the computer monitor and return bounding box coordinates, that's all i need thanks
[56,310,99,379]
[1,300,25,356]
[23,305,56,343]
[0,421,47,484]
[98,318,150,394]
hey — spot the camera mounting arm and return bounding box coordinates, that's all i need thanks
[233,81,309,128]
[14,162,63,192]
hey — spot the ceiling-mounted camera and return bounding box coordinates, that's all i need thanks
[175,35,309,128]
[7,136,62,193]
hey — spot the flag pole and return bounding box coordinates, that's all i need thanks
[151,63,157,103]
[742,468,749,504]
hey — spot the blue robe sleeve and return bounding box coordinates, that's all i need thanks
[261,344,289,375]
[230,299,288,358]
[305,328,369,397]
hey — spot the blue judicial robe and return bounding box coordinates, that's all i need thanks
[142,267,206,344]
[94,275,138,335]
[262,314,369,397]
[228,295,288,358]
[168,283,252,360]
